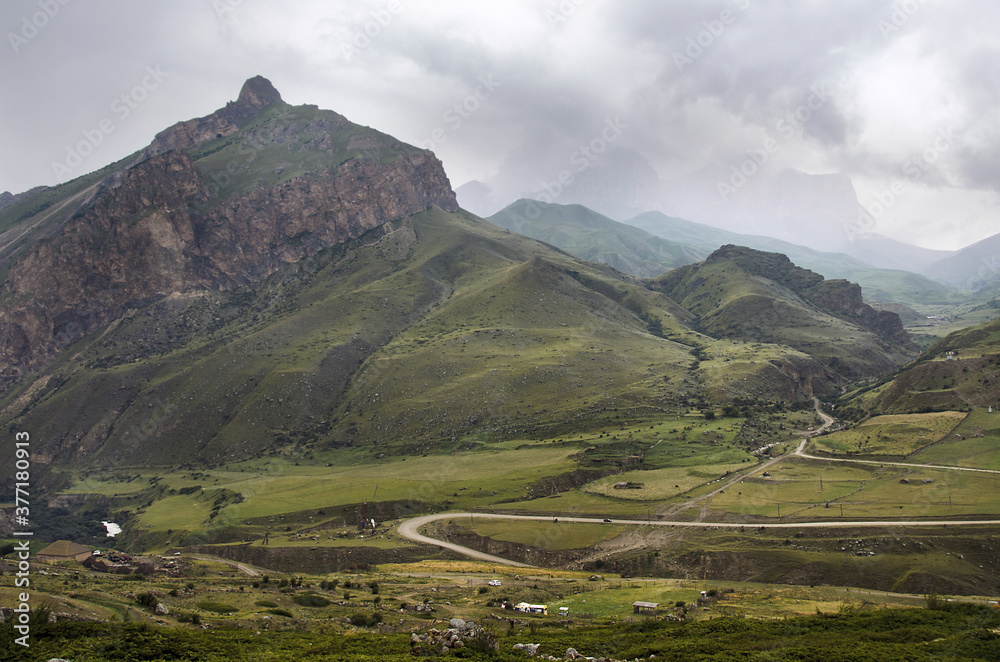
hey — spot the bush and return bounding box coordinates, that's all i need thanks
[135,592,158,609]
[349,612,383,627]
[465,625,499,652]
[267,608,293,618]
[293,593,331,608]
[196,601,238,613]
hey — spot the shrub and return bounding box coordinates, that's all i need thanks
[465,625,500,652]
[255,600,278,608]
[135,592,158,609]
[268,608,293,618]
[195,601,238,613]
[348,612,383,627]
[293,593,331,608]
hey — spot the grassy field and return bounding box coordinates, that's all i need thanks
[583,462,751,501]
[707,458,1000,520]
[464,518,629,551]
[808,411,967,457]
[909,408,1000,470]
[708,459,873,518]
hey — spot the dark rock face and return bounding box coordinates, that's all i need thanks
[806,279,915,348]
[0,77,457,386]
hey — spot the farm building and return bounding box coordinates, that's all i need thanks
[633,601,659,614]
[36,540,92,563]
[514,603,548,614]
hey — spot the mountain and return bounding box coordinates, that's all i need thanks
[650,245,918,382]
[924,231,1000,290]
[0,77,849,468]
[840,233,955,274]
[0,204,842,467]
[628,211,957,307]
[456,147,663,221]
[841,316,1000,416]
[0,76,456,387]
[465,150,956,275]
[487,199,707,277]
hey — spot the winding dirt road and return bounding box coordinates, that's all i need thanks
[396,512,1000,568]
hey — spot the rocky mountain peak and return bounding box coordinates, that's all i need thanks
[236,75,283,109]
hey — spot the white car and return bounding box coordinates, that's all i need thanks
[488,579,502,586]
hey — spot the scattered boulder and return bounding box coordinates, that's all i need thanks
[514,643,541,656]
[155,603,170,616]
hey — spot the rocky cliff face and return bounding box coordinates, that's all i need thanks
[806,279,915,349]
[701,245,914,348]
[0,77,457,386]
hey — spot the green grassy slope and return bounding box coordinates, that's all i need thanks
[841,316,1000,416]
[487,199,707,277]
[651,246,916,382]
[2,207,829,467]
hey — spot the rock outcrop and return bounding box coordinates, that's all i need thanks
[0,77,457,387]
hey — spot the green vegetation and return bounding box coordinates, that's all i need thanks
[809,412,967,457]
[2,602,998,661]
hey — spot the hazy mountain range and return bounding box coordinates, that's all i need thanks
[458,149,999,291]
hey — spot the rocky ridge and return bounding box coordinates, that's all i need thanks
[0,77,457,387]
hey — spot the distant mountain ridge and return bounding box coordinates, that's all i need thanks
[487,199,707,277]
[456,150,957,272]
[628,211,956,305]
[924,231,1000,290]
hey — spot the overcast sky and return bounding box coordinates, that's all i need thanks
[2,0,998,250]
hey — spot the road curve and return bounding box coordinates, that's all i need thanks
[795,399,1000,475]
[397,400,1000,566]
[188,554,261,576]
[397,512,1000,567]
[397,514,532,567]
